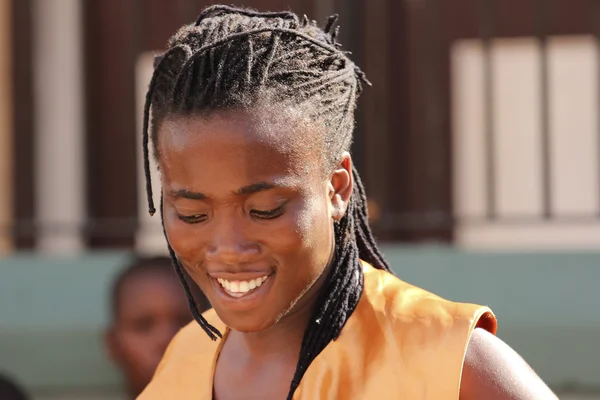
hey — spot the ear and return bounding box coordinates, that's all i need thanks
[104,326,122,365]
[328,152,353,221]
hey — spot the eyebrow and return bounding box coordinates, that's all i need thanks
[169,189,207,200]
[169,182,281,200]
[235,182,277,196]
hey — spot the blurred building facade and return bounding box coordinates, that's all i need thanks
[2,0,600,398]
[5,0,600,254]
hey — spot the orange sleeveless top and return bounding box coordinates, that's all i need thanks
[138,262,497,399]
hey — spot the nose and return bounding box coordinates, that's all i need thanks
[205,216,259,264]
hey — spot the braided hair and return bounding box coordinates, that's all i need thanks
[141,5,392,398]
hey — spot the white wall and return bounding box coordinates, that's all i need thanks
[452,36,600,250]
[33,0,85,254]
[134,52,169,256]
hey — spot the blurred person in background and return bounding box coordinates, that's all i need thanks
[0,373,28,400]
[137,5,557,400]
[104,256,210,398]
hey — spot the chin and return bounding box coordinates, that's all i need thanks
[215,308,281,333]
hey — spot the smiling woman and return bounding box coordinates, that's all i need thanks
[158,111,345,337]
[137,4,557,400]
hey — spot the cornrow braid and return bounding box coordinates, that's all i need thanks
[141,5,391,398]
[195,4,299,25]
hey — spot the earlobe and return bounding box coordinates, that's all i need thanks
[328,152,353,221]
[104,328,121,365]
[328,181,345,221]
[331,193,347,221]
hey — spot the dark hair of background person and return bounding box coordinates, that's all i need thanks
[0,374,29,400]
[110,256,210,317]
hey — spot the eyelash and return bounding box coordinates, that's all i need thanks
[177,206,285,224]
[250,205,285,220]
[177,214,208,224]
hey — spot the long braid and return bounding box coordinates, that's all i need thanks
[352,167,391,272]
[287,196,364,398]
[160,195,222,341]
[141,5,392,398]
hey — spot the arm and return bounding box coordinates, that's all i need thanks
[459,328,558,400]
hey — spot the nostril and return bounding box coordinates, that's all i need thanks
[205,243,260,263]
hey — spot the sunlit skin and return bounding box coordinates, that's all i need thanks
[157,109,353,399]
[105,270,195,398]
[155,108,557,400]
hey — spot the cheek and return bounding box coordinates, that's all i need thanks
[163,207,204,266]
[295,191,332,248]
[117,331,155,369]
[275,193,333,273]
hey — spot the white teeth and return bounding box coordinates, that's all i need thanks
[216,275,269,297]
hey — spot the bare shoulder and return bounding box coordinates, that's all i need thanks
[459,328,558,400]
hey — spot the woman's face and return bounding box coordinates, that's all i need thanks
[157,109,352,333]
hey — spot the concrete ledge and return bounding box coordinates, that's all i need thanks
[0,248,599,392]
[0,330,119,390]
[383,245,600,389]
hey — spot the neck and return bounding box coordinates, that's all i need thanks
[230,302,312,362]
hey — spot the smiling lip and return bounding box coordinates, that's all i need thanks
[210,271,274,311]
[216,275,269,297]
[209,271,271,281]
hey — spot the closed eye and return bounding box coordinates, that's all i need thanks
[250,206,284,220]
[177,214,208,224]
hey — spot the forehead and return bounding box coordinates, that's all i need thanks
[117,270,181,308]
[157,110,325,190]
[160,107,321,153]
